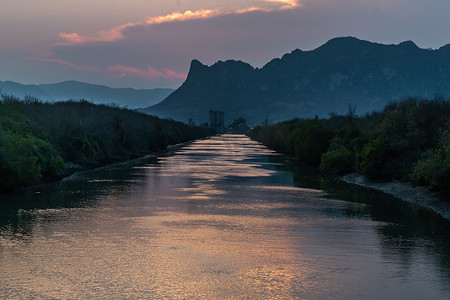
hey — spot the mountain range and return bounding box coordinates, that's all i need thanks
[142,37,450,125]
[0,80,174,109]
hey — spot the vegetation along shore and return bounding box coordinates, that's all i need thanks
[248,96,450,207]
[0,95,214,193]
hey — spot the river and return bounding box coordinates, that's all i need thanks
[1,134,449,299]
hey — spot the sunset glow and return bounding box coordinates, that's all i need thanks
[1,0,450,298]
[58,1,301,45]
[27,57,99,73]
[1,0,450,88]
[107,65,187,80]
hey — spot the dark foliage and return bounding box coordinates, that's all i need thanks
[0,95,214,192]
[249,97,450,189]
[227,117,250,134]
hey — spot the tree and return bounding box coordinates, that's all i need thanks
[292,120,333,164]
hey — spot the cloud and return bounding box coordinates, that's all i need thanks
[265,0,300,10]
[58,1,301,45]
[28,53,185,81]
[107,65,187,80]
[59,22,136,45]
[146,9,222,25]
[27,57,99,72]
[26,0,302,86]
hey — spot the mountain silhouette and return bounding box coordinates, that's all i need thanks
[0,80,174,108]
[143,37,450,124]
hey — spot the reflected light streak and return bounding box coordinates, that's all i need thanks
[1,134,448,299]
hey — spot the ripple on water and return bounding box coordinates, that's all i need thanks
[0,134,449,299]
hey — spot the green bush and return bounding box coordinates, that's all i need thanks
[249,96,450,189]
[320,145,354,173]
[292,120,333,164]
[411,131,450,188]
[357,138,388,180]
[0,96,214,192]
[0,128,63,191]
[29,135,64,177]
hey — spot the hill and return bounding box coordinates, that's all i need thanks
[0,80,174,108]
[0,81,52,100]
[142,37,450,125]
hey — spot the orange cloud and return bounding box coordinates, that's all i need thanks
[107,65,187,80]
[57,10,221,45]
[58,1,301,45]
[265,0,300,10]
[59,22,136,44]
[58,32,83,43]
[236,7,267,14]
[146,9,221,25]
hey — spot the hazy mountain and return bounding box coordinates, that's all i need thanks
[143,37,450,125]
[0,80,174,108]
[0,81,52,100]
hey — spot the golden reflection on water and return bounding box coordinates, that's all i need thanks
[0,134,317,299]
[1,135,448,299]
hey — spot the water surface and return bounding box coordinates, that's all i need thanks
[1,134,449,299]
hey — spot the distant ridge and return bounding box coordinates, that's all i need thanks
[0,81,52,100]
[0,80,174,108]
[143,37,450,125]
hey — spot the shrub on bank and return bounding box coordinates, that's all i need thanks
[320,145,353,174]
[0,116,64,191]
[248,97,450,190]
[411,130,450,188]
[0,95,214,192]
[291,119,334,164]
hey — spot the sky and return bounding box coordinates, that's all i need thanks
[1,0,450,89]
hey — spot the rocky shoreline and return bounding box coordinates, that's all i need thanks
[341,173,450,220]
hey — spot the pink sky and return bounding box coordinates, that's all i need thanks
[1,0,450,89]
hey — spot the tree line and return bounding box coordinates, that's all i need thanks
[0,95,215,192]
[248,97,450,190]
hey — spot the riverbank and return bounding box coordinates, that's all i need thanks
[0,136,211,196]
[0,97,215,192]
[62,138,199,181]
[341,173,450,220]
[248,97,450,191]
